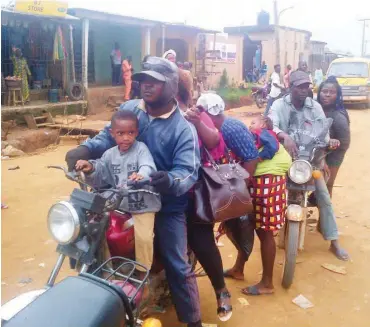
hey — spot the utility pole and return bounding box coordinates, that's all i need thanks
[274,0,294,66]
[359,19,369,57]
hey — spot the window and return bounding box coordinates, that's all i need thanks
[327,62,369,78]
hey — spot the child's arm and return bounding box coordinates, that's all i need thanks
[85,150,115,188]
[136,143,157,179]
[258,130,279,161]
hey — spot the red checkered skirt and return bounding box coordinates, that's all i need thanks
[249,174,287,231]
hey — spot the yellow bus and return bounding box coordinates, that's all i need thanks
[326,57,370,106]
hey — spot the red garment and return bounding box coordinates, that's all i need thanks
[198,112,226,165]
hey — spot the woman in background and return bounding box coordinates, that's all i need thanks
[317,76,350,197]
[11,46,31,102]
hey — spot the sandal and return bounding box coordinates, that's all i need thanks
[216,290,233,322]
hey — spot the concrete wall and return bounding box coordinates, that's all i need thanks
[90,22,142,85]
[204,33,244,88]
[143,25,198,63]
[247,28,310,76]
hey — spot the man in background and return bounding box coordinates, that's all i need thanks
[264,64,285,116]
[110,42,122,86]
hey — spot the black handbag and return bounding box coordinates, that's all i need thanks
[193,148,253,224]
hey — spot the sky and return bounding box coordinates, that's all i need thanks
[2,0,369,55]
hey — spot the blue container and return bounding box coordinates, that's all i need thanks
[48,89,59,103]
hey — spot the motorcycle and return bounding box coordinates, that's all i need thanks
[2,165,197,326]
[251,83,270,108]
[1,166,162,326]
[2,257,155,327]
[279,117,333,289]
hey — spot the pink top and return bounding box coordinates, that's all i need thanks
[198,112,226,165]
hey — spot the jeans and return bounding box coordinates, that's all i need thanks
[264,97,276,116]
[315,175,338,240]
[112,64,121,86]
[154,212,201,323]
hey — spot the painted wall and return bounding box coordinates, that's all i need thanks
[247,28,310,76]
[143,25,198,64]
[90,22,142,85]
[204,33,244,88]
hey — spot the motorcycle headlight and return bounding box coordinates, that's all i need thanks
[288,160,312,184]
[47,201,80,245]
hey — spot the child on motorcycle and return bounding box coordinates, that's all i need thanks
[75,110,161,277]
[239,115,291,295]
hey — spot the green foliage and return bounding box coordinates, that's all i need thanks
[219,69,229,89]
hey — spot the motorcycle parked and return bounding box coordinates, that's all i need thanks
[251,83,270,108]
[280,118,333,289]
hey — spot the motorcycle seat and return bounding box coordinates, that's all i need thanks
[6,275,126,327]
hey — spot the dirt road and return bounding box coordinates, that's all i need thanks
[2,108,370,326]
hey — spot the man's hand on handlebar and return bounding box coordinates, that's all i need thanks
[150,171,171,193]
[282,134,298,158]
[329,139,340,150]
[75,160,93,173]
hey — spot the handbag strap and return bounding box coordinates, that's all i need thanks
[203,146,236,171]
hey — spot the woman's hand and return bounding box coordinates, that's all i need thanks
[329,139,340,150]
[184,107,201,127]
[75,160,93,173]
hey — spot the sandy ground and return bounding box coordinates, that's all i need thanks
[2,106,370,327]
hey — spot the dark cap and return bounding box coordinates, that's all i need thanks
[290,70,311,87]
[133,57,178,83]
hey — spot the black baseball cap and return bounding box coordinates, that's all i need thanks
[133,57,177,83]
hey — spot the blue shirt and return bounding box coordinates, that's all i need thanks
[220,117,259,162]
[83,100,200,214]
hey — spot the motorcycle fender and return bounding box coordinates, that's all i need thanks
[286,204,304,222]
[1,289,47,321]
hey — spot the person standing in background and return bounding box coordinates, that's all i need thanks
[259,60,268,82]
[11,46,31,102]
[110,42,122,86]
[297,60,314,97]
[283,64,292,89]
[264,64,285,116]
[122,56,133,101]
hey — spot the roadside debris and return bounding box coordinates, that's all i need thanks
[321,263,347,275]
[2,145,25,157]
[238,297,250,307]
[292,294,314,309]
[18,277,33,287]
[1,203,9,209]
[8,165,20,170]
[23,258,35,263]
[38,263,46,268]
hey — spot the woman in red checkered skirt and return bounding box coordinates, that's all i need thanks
[241,116,291,295]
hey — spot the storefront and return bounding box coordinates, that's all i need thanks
[1,5,81,107]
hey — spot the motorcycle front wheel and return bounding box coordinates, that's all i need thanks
[281,221,300,289]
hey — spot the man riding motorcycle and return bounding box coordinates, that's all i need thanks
[66,57,203,327]
[268,70,349,261]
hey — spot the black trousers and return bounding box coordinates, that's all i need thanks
[187,199,225,292]
[112,64,121,86]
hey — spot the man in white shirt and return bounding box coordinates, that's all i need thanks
[264,64,285,116]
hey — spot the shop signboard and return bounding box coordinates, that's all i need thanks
[15,0,68,18]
